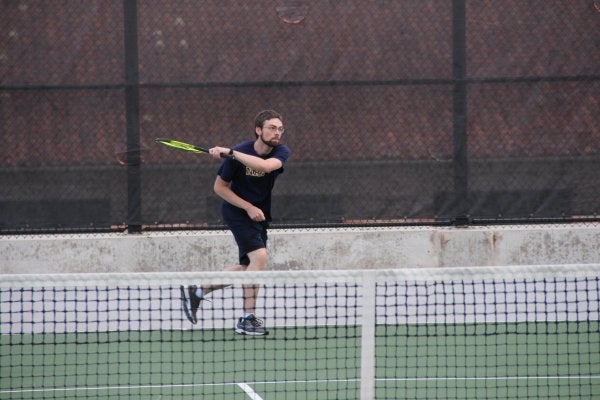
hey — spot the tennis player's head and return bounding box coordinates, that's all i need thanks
[255,109,284,147]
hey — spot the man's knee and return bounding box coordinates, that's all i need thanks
[247,248,267,269]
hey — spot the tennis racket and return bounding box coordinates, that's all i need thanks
[155,138,233,158]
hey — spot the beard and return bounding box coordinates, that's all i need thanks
[260,136,280,147]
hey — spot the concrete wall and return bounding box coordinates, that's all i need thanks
[2,224,599,275]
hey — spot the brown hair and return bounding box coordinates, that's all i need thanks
[254,110,283,137]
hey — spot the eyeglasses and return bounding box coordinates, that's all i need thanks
[262,125,285,133]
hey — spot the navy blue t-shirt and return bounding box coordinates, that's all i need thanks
[218,140,291,222]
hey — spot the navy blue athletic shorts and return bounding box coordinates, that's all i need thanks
[224,212,268,266]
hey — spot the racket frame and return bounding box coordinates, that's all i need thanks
[155,138,233,158]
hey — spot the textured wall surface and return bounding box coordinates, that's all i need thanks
[2,224,599,274]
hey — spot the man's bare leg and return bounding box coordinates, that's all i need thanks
[242,248,267,314]
[201,264,245,295]
[201,248,267,311]
[233,248,268,335]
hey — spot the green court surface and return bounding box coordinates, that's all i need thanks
[2,323,599,399]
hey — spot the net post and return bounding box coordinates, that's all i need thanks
[360,270,376,400]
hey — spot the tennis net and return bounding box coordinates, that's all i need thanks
[1,264,599,399]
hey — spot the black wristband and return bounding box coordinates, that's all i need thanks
[229,148,234,156]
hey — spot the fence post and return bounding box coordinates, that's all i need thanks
[452,0,470,225]
[124,0,142,233]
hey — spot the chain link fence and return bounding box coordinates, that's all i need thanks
[1,1,599,233]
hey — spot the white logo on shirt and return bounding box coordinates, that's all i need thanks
[245,166,265,177]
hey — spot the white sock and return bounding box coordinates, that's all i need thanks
[195,287,204,298]
[242,313,253,319]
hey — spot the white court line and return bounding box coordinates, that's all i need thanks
[237,383,264,400]
[3,375,599,396]
[377,375,600,382]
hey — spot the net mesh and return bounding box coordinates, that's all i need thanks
[1,265,599,399]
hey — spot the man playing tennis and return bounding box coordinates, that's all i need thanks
[181,110,291,335]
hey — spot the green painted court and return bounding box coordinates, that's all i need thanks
[3,322,599,399]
